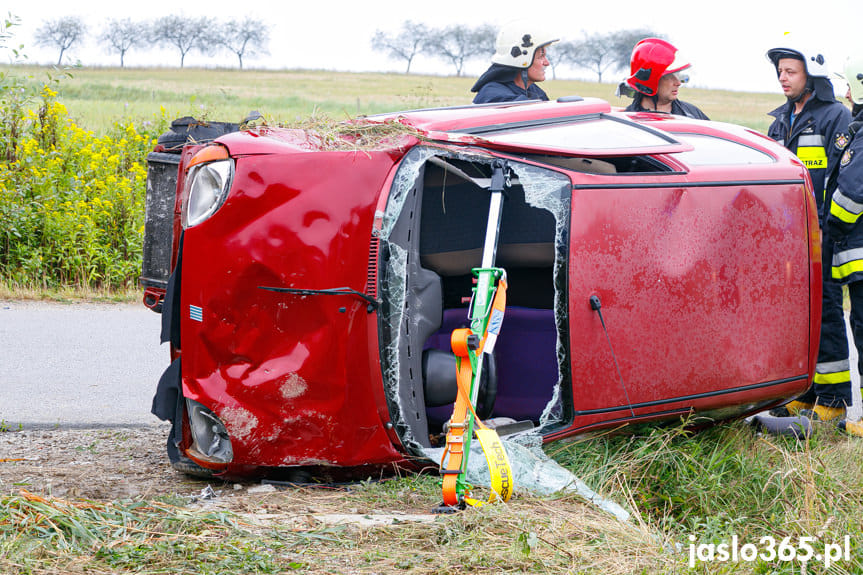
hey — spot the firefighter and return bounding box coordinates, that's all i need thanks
[618,38,709,119]
[825,55,863,435]
[471,21,558,104]
[841,74,863,116]
[767,38,853,420]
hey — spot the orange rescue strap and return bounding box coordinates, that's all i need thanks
[440,277,513,507]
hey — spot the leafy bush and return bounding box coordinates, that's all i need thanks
[0,80,168,290]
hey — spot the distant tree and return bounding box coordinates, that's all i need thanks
[557,32,619,83]
[218,17,269,69]
[152,15,214,68]
[371,20,428,74]
[608,28,663,75]
[425,24,495,77]
[99,18,147,68]
[557,28,663,83]
[553,40,580,77]
[472,23,497,59]
[34,16,86,66]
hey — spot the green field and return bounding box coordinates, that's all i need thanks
[4,65,788,134]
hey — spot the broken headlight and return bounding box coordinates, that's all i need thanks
[185,399,234,467]
[182,145,233,228]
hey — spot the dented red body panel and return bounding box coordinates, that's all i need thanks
[180,151,405,468]
[145,98,821,476]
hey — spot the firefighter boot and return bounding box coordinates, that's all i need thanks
[771,400,814,417]
[838,419,863,437]
[805,404,846,422]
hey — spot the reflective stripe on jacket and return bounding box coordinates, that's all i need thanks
[768,96,851,216]
[796,134,828,168]
[826,113,863,284]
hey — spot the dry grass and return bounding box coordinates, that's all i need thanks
[0,484,678,574]
[272,115,426,152]
[2,420,863,573]
[0,284,137,303]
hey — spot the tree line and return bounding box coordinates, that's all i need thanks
[371,22,661,82]
[33,15,270,69]
[30,16,657,82]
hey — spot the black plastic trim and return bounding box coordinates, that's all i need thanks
[570,375,809,416]
[572,179,805,190]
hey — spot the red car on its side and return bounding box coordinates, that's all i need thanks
[141,97,820,478]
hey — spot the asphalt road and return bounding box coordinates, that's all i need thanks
[0,300,860,428]
[0,301,169,429]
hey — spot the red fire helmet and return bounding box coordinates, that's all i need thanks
[626,38,691,96]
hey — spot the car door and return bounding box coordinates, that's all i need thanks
[564,175,814,432]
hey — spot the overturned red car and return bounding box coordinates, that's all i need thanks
[142,97,821,479]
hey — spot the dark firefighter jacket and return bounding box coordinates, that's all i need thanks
[826,110,863,284]
[768,91,851,217]
[624,96,709,120]
[471,64,549,104]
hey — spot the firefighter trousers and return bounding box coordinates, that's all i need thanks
[847,281,863,402]
[798,256,852,408]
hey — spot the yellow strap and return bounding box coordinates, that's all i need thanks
[474,428,513,503]
[460,428,514,507]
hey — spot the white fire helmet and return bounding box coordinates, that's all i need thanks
[766,34,830,78]
[845,55,863,105]
[492,21,559,69]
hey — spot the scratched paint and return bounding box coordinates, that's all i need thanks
[279,372,308,400]
[219,406,258,440]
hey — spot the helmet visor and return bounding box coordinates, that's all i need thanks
[663,71,690,84]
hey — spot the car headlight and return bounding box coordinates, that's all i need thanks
[182,145,233,228]
[185,399,234,467]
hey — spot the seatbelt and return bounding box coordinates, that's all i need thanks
[439,159,514,508]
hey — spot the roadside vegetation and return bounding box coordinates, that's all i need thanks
[0,80,166,292]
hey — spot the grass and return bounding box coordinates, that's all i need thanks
[2,420,862,573]
[0,477,670,574]
[0,284,138,303]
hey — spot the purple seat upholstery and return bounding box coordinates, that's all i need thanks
[424,307,558,426]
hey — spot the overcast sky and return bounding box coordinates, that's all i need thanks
[3,0,857,95]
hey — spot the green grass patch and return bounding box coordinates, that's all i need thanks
[549,419,863,572]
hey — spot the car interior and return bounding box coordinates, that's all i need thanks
[380,149,571,448]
